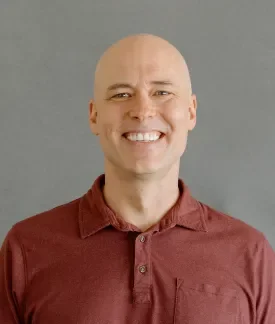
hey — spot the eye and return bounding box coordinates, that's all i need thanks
[155,90,170,96]
[112,93,131,99]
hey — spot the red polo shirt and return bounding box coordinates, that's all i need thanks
[1,174,275,323]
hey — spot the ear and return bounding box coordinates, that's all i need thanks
[89,99,99,136]
[188,94,197,131]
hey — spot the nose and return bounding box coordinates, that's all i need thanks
[128,96,157,121]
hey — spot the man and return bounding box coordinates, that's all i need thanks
[0,34,274,323]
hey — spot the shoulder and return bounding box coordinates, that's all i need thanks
[9,196,82,243]
[200,201,266,245]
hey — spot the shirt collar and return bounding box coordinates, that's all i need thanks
[79,174,208,239]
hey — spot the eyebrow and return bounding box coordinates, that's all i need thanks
[106,80,174,91]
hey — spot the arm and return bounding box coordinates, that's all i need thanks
[0,226,26,323]
[255,235,275,324]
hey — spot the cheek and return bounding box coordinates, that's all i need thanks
[164,104,188,131]
[98,117,121,145]
[102,123,113,136]
[164,105,189,150]
[97,111,117,135]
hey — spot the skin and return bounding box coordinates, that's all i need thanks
[89,34,197,232]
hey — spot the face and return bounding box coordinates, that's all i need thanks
[89,38,197,177]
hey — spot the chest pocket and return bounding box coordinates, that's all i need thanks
[173,278,240,324]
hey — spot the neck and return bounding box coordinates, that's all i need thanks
[103,163,180,232]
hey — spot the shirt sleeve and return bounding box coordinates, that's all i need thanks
[0,226,26,323]
[255,235,275,324]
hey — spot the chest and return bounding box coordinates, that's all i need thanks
[23,230,250,324]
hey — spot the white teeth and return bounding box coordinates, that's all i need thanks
[126,132,161,142]
[144,133,150,141]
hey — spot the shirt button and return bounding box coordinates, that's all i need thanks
[140,235,146,243]
[139,265,147,273]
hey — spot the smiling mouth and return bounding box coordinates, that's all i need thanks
[122,132,165,143]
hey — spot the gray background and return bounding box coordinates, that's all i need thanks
[0,1,274,247]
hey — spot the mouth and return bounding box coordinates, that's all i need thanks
[122,131,165,143]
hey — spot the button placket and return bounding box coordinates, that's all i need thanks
[133,233,152,303]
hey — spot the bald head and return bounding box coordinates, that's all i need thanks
[93,34,192,101]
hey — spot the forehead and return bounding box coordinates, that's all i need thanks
[98,49,185,88]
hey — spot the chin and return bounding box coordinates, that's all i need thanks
[125,163,161,176]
